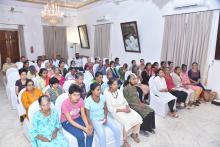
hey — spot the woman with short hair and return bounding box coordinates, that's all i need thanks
[30,95,68,147]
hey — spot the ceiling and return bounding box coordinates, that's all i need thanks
[16,0,100,9]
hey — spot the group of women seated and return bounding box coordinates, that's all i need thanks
[6,55,213,147]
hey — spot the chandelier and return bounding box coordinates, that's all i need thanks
[41,1,64,26]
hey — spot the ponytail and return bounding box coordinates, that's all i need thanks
[86,83,100,98]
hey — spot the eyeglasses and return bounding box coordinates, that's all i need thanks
[27,84,34,86]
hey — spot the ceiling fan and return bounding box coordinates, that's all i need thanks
[8,7,23,13]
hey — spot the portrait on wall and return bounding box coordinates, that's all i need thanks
[78,25,90,49]
[120,21,141,53]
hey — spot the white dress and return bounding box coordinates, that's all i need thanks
[104,89,143,132]
[153,76,177,103]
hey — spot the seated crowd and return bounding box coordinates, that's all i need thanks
[2,53,217,147]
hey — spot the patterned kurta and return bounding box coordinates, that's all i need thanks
[123,85,154,118]
[30,109,69,147]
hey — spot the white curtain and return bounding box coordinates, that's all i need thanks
[94,23,111,59]
[18,25,26,57]
[43,26,55,59]
[54,26,68,59]
[161,11,213,79]
[43,26,68,59]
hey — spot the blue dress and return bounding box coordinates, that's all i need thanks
[30,109,69,147]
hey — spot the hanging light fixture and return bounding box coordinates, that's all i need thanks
[41,0,64,26]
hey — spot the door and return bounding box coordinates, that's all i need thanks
[0,30,20,66]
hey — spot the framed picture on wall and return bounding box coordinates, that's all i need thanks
[120,21,141,53]
[78,25,90,49]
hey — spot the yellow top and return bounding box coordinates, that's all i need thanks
[21,88,43,118]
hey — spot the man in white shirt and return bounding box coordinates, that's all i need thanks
[73,53,83,71]
[52,54,60,67]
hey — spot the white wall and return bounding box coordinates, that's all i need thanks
[75,0,220,95]
[205,10,220,96]
[75,0,165,64]
[162,0,220,96]
[0,0,77,60]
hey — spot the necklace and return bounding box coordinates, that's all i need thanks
[111,91,118,99]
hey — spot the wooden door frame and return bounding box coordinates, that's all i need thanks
[0,29,21,66]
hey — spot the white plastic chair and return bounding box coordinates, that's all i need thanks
[67,59,73,67]
[41,60,49,68]
[90,56,95,63]
[55,93,122,147]
[6,72,20,109]
[124,71,132,81]
[17,88,31,141]
[65,64,69,70]
[29,61,35,66]
[149,76,170,117]
[6,68,18,77]
[17,88,27,118]
[84,71,94,92]
[16,62,23,69]
[55,93,85,146]
[28,100,55,124]
[82,57,87,69]
[63,80,75,92]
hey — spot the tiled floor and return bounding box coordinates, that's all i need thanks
[1,75,220,147]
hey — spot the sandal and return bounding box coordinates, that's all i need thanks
[131,133,140,143]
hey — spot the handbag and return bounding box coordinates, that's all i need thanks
[201,90,217,102]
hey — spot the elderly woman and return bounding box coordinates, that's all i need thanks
[30,95,68,147]
[123,73,155,136]
[105,78,143,147]
[21,79,43,118]
[2,57,17,75]
[45,77,64,104]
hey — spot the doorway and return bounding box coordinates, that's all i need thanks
[0,30,20,66]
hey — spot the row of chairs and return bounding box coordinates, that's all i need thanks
[5,67,123,146]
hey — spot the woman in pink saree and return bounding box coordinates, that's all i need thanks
[180,64,203,105]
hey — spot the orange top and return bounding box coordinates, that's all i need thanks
[21,88,43,118]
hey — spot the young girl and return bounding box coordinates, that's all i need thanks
[85,83,121,147]
[46,77,64,104]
